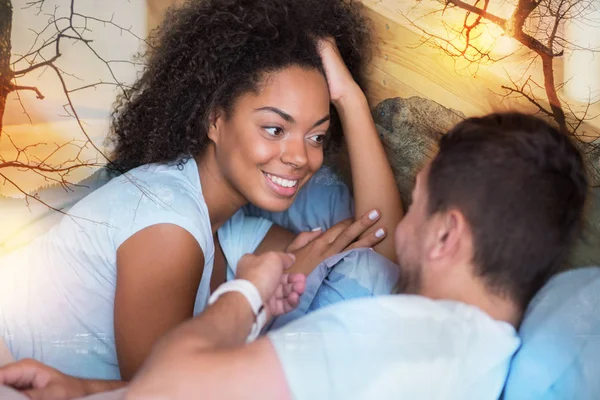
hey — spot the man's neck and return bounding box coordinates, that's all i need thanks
[422,269,521,328]
[459,285,521,328]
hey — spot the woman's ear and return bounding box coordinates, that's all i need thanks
[207,108,223,144]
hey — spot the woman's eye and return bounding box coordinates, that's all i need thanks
[264,127,284,137]
[309,134,325,144]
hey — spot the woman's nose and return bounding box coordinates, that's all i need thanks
[280,136,308,168]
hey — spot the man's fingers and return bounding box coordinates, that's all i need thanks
[267,283,304,316]
[292,279,306,296]
[286,273,306,284]
[330,209,381,252]
[345,227,387,252]
[280,253,296,270]
[283,292,300,313]
[281,273,306,288]
[272,284,284,300]
[273,283,297,299]
[276,280,306,299]
[282,273,306,294]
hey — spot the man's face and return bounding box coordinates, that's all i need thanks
[394,163,431,294]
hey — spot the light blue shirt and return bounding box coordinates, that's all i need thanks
[269,295,520,400]
[0,158,272,379]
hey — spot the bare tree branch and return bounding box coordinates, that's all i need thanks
[446,0,507,27]
[0,0,150,212]
[23,0,46,15]
[404,0,600,185]
[0,171,113,230]
[10,83,44,99]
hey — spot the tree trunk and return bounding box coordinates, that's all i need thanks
[0,0,12,134]
[541,53,568,133]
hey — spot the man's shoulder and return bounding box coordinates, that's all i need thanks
[268,294,520,375]
[268,295,520,400]
[272,295,513,335]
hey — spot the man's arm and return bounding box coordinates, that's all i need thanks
[0,252,297,400]
[127,292,291,400]
[127,252,299,399]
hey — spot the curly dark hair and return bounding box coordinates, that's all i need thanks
[109,0,372,172]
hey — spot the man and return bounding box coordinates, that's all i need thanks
[0,112,588,399]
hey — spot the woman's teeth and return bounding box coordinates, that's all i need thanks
[266,173,298,188]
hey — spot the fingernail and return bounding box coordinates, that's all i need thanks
[369,210,380,220]
[375,228,385,238]
[311,227,322,231]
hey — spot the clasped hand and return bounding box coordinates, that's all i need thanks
[236,209,386,319]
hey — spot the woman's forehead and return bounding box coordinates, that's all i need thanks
[234,67,330,117]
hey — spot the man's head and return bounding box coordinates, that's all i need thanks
[394,112,588,315]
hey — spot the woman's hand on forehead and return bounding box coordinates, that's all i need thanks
[317,37,360,104]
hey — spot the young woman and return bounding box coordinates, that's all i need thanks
[0,0,402,384]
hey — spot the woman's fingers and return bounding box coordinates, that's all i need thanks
[315,218,353,244]
[344,227,387,252]
[329,209,382,252]
[285,229,323,253]
[316,37,357,103]
[308,209,382,255]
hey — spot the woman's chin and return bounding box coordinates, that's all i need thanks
[250,194,296,213]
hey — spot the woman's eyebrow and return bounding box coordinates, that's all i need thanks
[311,115,330,129]
[254,107,295,123]
[254,107,330,129]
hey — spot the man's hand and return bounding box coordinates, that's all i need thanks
[286,209,386,276]
[236,252,306,319]
[263,272,306,318]
[0,359,87,400]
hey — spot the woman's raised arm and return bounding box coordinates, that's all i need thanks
[319,38,403,261]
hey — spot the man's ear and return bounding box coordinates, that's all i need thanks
[428,210,465,262]
[207,108,223,144]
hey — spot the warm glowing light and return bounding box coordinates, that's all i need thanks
[493,34,517,56]
[473,24,517,58]
[564,11,600,103]
[0,120,109,197]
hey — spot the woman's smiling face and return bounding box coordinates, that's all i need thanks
[209,65,331,212]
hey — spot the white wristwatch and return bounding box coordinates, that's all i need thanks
[208,279,268,343]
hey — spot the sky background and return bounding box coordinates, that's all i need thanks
[3,0,147,195]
